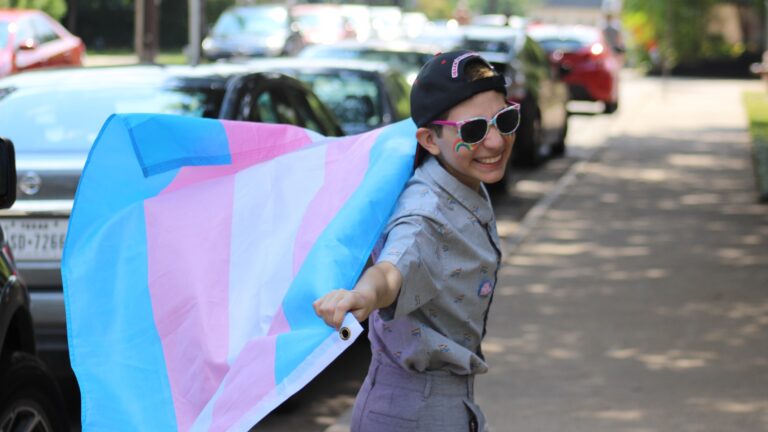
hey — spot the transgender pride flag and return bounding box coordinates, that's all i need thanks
[62,114,416,431]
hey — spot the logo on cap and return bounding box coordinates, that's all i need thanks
[451,51,480,78]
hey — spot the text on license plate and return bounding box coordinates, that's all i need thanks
[0,218,68,261]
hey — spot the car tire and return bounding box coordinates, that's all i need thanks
[513,100,544,167]
[604,100,619,114]
[0,352,69,432]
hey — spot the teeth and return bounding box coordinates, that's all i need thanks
[477,154,502,164]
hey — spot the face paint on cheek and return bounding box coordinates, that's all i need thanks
[454,138,474,153]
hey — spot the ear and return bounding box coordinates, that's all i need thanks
[416,127,441,157]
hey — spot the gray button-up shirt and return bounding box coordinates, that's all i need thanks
[369,156,502,375]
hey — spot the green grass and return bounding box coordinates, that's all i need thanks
[743,91,768,202]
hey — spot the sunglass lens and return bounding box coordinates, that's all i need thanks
[460,119,488,144]
[496,108,520,134]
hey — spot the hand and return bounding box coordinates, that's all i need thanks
[313,289,375,330]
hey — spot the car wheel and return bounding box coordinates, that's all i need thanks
[513,100,544,167]
[0,352,68,432]
[604,100,619,114]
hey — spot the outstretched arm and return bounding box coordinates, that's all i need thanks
[313,261,402,330]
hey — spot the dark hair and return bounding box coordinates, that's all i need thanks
[415,59,498,167]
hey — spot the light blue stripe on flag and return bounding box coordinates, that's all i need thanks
[63,115,203,430]
[276,119,416,383]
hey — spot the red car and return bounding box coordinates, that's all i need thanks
[0,9,85,78]
[528,24,621,113]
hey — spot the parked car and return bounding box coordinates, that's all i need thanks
[298,39,436,85]
[527,23,621,113]
[0,9,85,78]
[202,4,305,61]
[0,137,69,431]
[291,3,357,45]
[0,63,343,392]
[460,25,570,167]
[242,57,411,135]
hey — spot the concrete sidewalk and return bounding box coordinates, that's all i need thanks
[478,76,768,431]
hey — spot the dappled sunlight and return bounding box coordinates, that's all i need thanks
[713,247,767,266]
[687,397,768,415]
[666,154,747,170]
[523,242,651,258]
[603,268,668,281]
[578,409,645,422]
[655,301,768,347]
[679,193,722,205]
[514,179,557,195]
[606,348,718,371]
[583,163,678,184]
[495,219,520,237]
[544,229,587,240]
[481,326,586,367]
[525,242,593,256]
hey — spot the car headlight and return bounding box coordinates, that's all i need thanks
[202,37,215,51]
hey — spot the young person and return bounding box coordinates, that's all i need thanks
[313,50,520,432]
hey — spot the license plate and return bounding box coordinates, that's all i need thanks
[0,218,68,261]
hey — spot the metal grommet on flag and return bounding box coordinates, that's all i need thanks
[339,327,351,341]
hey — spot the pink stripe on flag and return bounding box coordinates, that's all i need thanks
[145,174,235,431]
[292,130,383,275]
[163,121,314,194]
[267,306,291,336]
[209,337,277,432]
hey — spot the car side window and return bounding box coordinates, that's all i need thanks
[383,73,410,121]
[30,15,59,44]
[284,85,341,136]
[304,92,342,136]
[271,91,299,125]
[14,19,35,49]
[255,91,278,123]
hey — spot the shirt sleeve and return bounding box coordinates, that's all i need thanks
[375,215,443,320]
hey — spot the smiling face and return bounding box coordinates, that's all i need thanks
[416,90,515,191]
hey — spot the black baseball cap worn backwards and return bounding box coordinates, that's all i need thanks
[410,50,507,127]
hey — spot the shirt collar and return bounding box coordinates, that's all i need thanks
[420,156,494,225]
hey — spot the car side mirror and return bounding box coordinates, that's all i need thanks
[18,38,38,51]
[0,137,16,210]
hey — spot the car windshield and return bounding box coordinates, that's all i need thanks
[530,28,597,53]
[296,70,381,135]
[0,84,224,153]
[0,21,9,48]
[463,37,515,54]
[213,7,287,37]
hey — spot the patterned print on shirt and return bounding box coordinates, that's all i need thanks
[478,279,493,297]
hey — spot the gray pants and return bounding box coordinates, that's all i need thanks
[350,360,487,432]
